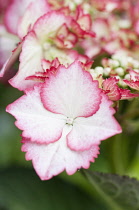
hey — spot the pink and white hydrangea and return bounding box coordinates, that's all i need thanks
[7,11,72,90]
[7,10,93,91]
[6,61,122,180]
[2,0,139,182]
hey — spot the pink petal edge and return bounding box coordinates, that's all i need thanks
[41,60,102,118]
[67,93,122,151]
[21,125,100,180]
[6,84,66,144]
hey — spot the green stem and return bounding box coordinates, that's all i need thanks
[111,99,139,174]
[111,134,125,174]
[122,99,139,120]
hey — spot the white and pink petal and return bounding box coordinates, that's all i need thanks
[18,0,50,39]
[77,14,92,31]
[33,11,71,42]
[41,61,102,118]
[67,94,122,151]
[6,85,66,144]
[21,125,100,180]
[103,77,121,101]
[129,70,139,81]
[4,0,36,34]
[0,40,21,78]
[120,88,139,100]
[104,39,121,54]
[9,31,43,90]
[123,80,139,91]
[0,24,20,71]
[92,18,109,40]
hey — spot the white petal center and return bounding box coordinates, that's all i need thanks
[66,117,74,125]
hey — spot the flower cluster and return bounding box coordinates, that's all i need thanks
[1,0,139,180]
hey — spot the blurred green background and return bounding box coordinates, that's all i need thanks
[1,82,139,210]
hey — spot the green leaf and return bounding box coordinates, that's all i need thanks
[84,170,139,210]
[0,84,26,166]
[0,167,105,210]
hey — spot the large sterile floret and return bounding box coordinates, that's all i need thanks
[6,61,122,180]
[8,11,89,90]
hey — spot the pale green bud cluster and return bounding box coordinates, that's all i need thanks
[89,53,139,87]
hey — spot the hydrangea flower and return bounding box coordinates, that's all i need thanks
[2,10,93,91]
[8,11,74,90]
[6,61,122,180]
